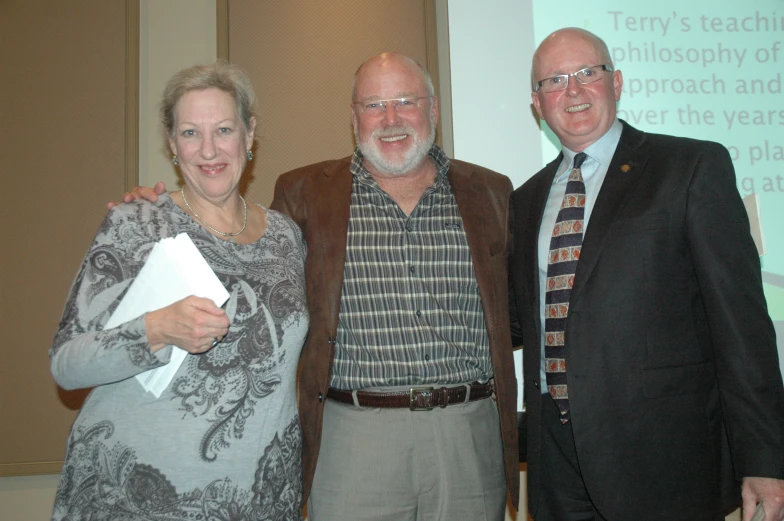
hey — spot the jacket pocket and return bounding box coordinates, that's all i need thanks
[642,360,711,398]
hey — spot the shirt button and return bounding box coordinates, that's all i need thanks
[424,354,430,361]
[409,266,415,273]
[318,392,324,402]
[406,224,413,232]
[415,310,421,317]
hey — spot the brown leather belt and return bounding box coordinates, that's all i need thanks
[327,382,494,411]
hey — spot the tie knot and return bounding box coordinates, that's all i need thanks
[573,152,587,169]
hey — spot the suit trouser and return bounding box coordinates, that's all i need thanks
[536,394,727,521]
[308,390,507,521]
[535,394,607,521]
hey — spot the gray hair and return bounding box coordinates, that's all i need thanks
[351,53,435,101]
[160,61,256,137]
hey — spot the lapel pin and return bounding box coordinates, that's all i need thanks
[620,164,632,173]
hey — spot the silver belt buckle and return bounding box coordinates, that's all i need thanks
[409,386,434,411]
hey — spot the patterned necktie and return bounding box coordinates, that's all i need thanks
[545,152,587,423]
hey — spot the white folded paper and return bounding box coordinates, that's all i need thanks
[104,233,230,397]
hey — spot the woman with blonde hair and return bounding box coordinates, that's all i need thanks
[50,62,307,520]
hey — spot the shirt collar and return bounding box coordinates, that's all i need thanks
[350,144,451,187]
[554,119,623,184]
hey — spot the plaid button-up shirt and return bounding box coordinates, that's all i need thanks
[329,145,493,390]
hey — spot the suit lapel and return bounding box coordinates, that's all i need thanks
[451,165,489,271]
[450,163,500,329]
[311,158,352,326]
[525,156,561,342]
[570,123,649,304]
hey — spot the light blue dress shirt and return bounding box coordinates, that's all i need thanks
[538,119,624,390]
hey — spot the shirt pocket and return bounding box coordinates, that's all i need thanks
[608,211,670,236]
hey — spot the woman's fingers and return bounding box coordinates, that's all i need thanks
[145,295,229,353]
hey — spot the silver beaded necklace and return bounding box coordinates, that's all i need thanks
[180,186,248,239]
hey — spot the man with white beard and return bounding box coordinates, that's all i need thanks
[118,53,519,520]
[272,52,519,520]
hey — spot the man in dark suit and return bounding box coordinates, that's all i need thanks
[509,27,784,521]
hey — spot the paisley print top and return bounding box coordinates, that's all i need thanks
[50,194,308,521]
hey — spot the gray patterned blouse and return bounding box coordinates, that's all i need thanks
[49,194,308,521]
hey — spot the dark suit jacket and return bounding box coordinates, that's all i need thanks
[272,156,520,508]
[510,121,784,520]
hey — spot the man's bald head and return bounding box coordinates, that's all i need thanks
[352,52,434,102]
[532,27,613,88]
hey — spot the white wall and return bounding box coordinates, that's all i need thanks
[448,0,541,185]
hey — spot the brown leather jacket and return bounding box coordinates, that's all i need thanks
[271,156,519,508]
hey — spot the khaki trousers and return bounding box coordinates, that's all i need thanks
[308,390,507,521]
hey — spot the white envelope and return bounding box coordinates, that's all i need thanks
[105,233,230,397]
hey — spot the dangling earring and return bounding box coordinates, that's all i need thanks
[247,150,253,161]
[172,155,179,166]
